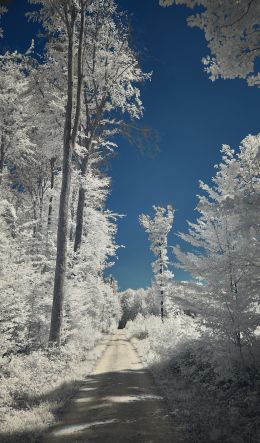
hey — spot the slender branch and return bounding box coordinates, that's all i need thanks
[71,0,86,147]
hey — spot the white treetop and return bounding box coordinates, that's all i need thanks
[140,205,175,318]
[160,0,260,86]
[140,205,174,265]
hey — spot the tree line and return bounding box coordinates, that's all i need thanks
[0,0,149,353]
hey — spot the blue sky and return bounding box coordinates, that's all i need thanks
[1,0,259,290]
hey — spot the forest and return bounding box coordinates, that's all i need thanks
[0,1,259,442]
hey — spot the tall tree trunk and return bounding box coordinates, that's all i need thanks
[159,249,164,322]
[69,186,77,241]
[49,4,85,345]
[74,186,86,251]
[47,157,56,229]
[0,131,5,186]
[73,85,107,252]
[33,203,37,237]
[49,28,75,345]
[74,155,88,252]
[38,188,44,234]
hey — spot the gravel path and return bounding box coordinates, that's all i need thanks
[44,330,178,442]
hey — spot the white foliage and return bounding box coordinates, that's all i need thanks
[0,6,6,38]
[160,0,260,86]
[140,205,175,314]
[174,134,260,350]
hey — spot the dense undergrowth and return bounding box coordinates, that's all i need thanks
[0,325,109,441]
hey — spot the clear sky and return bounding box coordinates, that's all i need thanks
[1,0,259,290]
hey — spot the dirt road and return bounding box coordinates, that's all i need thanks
[44,330,178,442]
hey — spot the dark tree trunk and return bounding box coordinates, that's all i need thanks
[49,135,72,344]
[159,249,164,322]
[0,131,5,185]
[73,87,107,253]
[49,29,75,345]
[74,186,86,252]
[47,157,56,228]
[74,155,88,252]
[69,187,77,241]
[33,204,37,237]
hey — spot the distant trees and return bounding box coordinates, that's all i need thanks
[140,205,175,320]
[119,287,159,327]
[160,0,260,87]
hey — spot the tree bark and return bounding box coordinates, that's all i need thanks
[0,131,5,185]
[49,24,75,345]
[47,157,56,228]
[74,186,86,252]
[73,94,107,253]
[159,249,164,322]
[74,155,88,252]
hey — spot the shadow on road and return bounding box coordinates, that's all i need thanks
[0,369,177,443]
[43,368,175,442]
[0,331,179,443]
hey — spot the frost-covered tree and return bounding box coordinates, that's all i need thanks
[174,134,260,362]
[140,205,175,320]
[0,196,43,356]
[0,44,65,350]
[0,53,33,186]
[73,0,150,253]
[29,0,149,344]
[160,0,260,87]
[25,58,64,239]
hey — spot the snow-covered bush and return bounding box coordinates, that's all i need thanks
[125,314,150,340]
[126,313,199,360]
[128,310,260,442]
